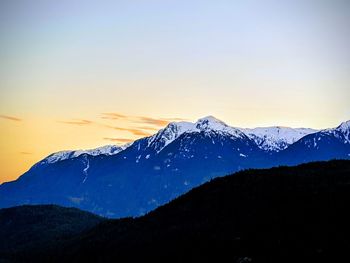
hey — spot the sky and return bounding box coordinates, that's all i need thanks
[0,0,349,183]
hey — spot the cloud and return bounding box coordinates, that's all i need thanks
[136,117,170,126]
[100,112,187,127]
[136,126,159,131]
[103,137,134,143]
[130,129,151,136]
[101,113,127,120]
[113,127,151,136]
[102,124,151,136]
[58,119,93,125]
[99,114,188,137]
[134,116,188,127]
[0,115,22,122]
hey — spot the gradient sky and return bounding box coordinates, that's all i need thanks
[1,0,349,183]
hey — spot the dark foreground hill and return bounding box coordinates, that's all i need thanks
[0,205,105,262]
[2,160,350,262]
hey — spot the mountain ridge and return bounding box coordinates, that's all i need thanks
[0,116,349,218]
[37,116,321,165]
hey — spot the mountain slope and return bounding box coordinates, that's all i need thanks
[0,117,349,218]
[38,144,129,165]
[4,160,350,263]
[241,126,317,151]
[0,117,269,217]
[0,205,105,259]
[275,120,350,165]
[61,160,350,262]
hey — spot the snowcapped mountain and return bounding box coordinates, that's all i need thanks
[275,120,350,165]
[194,116,247,138]
[146,116,317,153]
[37,116,321,164]
[39,144,131,165]
[146,121,194,153]
[146,116,246,153]
[240,126,318,152]
[0,116,349,218]
[323,120,350,144]
[292,120,350,152]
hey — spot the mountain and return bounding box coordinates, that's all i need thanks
[145,116,251,153]
[240,126,317,152]
[275,120,350,165]
[0,205,104,260]
[2,160,350,263]
[37,144,130,165]
[0,116,349,218]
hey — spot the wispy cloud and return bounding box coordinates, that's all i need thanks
[102,124,150,136]
[101,113,127,120]
[136,117,170,126]
[20,152,33,155]
[0,115,22,122]
[103,137,134,143]
[136,126,159,131]
[134,116,188,127]
[130,129,151,136]
[58,119,93,125]
[98,114,189,139]
[99,112,187,127]
[111,126,151,136]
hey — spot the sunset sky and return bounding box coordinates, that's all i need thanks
[1,0,349,183]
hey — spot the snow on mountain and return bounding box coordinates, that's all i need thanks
[195,116,246,138]
[36,117,349,168]
[37,115,245,166]
[146,121,194,153]
[144,116,320,153]
[41,144,131,164]
[146,116,246,153]
[240,126,318,152]
[323,120,350,144]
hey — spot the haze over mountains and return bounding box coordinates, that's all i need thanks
[0,116,349,217]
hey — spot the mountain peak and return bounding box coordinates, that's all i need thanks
[165,121,194,131]
[195,116,228,130]
[331,120,350,143]
[146,121,194,152]
[337,120,350,132]
[196,115,225,124]
[323,119,349,138]
[146,116,244,153]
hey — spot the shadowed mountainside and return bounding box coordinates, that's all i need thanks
[1,160,350,262]
[0,205,105,262]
